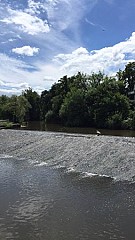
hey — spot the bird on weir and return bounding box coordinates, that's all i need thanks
[96,130,101,136]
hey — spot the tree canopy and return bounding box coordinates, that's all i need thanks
[0,62,135,129]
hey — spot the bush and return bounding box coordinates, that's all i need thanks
[0,121,13,128]
[121,118,132,129]
[106,113,123,129]
[45,110,60,123]
[131,111,135,130]
[45,110,55,123]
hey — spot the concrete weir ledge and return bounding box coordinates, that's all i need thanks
[0,129,135,182]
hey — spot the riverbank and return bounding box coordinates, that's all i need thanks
[0,120,20,129]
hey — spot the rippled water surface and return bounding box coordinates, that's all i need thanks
[0,130,135,239]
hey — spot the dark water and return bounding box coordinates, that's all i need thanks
[24,121,135,137]
[0,130,135,239]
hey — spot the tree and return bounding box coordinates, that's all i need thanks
[0,95,31,123]
[86,77,130,128]
[16,95,31,123]
[87,71,104,88]
[4,95,18,122]
[0,95,9,120]
[40,90,52,120]
[22,88,40,121]
[123,62,135,92]
[59,88,88,127]
[68,72,88,90]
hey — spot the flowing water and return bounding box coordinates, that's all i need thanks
[0,129,135,239]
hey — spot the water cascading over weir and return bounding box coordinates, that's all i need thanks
[0,129,135,182]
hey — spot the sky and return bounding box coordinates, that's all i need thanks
[0,0,135,95]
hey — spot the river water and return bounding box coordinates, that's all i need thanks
[0,130,135,239]
[26,121,135,137]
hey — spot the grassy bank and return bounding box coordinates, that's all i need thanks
[0,120,20,129]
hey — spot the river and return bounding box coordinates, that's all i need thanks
[0,129,135,239]
[25,121,135,137]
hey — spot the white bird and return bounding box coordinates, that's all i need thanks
[96,130,101,136]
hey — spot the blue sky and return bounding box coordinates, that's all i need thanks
[0,0,135,95]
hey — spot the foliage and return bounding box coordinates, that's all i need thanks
[122,62,135,92]
[0,62,135,130]
[59,88,88,127]
[22,88,40,121]
[0,94,31,124]
[45,110,55,123]
[15,95,31,123]
[0,120,13,128]
[106,113,123,129]
[40,90,52,120]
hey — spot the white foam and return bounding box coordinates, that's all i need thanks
[66,167,76,173]
[82,172,98,178]
[35,162,47,167]
[82,171,115,180]
[54,165,66,169]
[0,154,13,159]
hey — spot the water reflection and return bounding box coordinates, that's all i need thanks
[25,121,135,137]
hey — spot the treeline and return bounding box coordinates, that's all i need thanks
[0,62,135,129]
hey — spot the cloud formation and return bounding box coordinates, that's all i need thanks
[0,32,135,96]
[1,8,50,35]
[54,32,135,76]
[0,79,30,95]
[0,0,135,95]
[12,46,39,56]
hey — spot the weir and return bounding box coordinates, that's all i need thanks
[0,129,135,181]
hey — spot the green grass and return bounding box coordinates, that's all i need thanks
[0,121,13,128]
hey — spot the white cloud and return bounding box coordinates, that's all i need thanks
[28,0,97,34]
[0,88,26,96]
[0,79,30,96]
[1,8,50,35]
[0,53,35,86]
[9,38,16,42]
[0,80,30,89]
[0,31,135,96]
[44,0,89,31]
[12,46,39,56]
[0,0,98,55]
[54,32,135,76]
[27,0,43,14]
[85,18,106,31]
[0,53,57,95]
[1,38,17,44]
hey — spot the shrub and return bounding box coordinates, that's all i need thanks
[106,113,123,129]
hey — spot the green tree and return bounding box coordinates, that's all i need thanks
[86,77,130,128]
[16,95,31,124]
[23,88,40,121]
[0,95,9,120]
[4,95,18,122]
[59,88,88,127]
[123,62,135,92]
[40,90,52,120]
[68,72,88,90]
[0,95,31,123]
[87,71,104,88]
